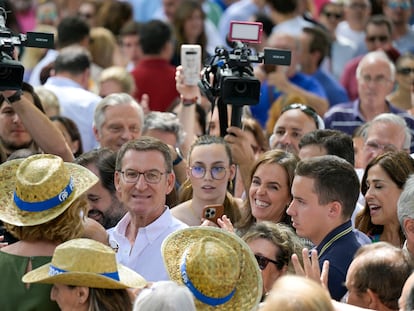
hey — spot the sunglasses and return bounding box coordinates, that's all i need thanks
[255,254,280,270]
[397,67,414,75]
[366,35,389,43]
[387,1,411,10]
[281,103,321,129]
[322,11,343,19]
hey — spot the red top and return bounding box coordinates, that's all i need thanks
[132,58,179,112]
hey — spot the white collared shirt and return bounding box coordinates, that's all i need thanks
[108,207,188,282]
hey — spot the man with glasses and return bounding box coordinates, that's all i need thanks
[325,50,414,153]
[340,14,398,100]
[383,0,414,54]
[108,137,187,281]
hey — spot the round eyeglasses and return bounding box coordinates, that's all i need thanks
[119,169,166,184]
[189,166,227,180]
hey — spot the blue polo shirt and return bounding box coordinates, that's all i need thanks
[324,100,414,153]
[316,220,362,301]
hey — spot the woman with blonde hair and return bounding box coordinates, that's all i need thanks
[0,154,98,310]
[171,135,242,227]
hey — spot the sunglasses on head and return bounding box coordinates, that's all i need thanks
[281,103,321,129]
[322,11,343,19]
[254,254,280,270]
[366,35,389,43]
[397,67,414,75]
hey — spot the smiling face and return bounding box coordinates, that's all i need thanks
[364,164,402,226]
[187,143,235,203]
[249,163,292,222]
[114,149,175,224]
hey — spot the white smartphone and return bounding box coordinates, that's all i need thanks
[181,44,201,86]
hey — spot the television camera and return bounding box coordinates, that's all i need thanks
[198,21,291,136]
[0,7,54,90]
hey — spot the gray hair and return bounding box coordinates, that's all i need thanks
[398,174,414,231]
[142,111,185,147]
[366,113,411,150]
[93,93,144,134]
[133,281,196,311]
[356,50,396,82]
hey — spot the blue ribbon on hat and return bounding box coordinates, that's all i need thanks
[13,177,74,212]
[180,250,236,306]
[48,264,120,281]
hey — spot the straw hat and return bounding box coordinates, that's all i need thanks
[162,227,262,311]
[0,154,98,226]
[22,238,147,289]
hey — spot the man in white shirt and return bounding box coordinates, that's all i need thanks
[108,137,187,281]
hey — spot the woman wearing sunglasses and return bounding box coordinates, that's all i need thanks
[387,53,414,111]
[171,135,242,227]
[242,221,305,300]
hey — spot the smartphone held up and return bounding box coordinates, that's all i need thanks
[181,44,201,86]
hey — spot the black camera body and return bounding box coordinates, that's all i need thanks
[198,26,291,136]
[0,8,54,90]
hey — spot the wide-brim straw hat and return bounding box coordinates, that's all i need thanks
[22,238,147,289]
[0,154,98,226]
[162,227,262,311]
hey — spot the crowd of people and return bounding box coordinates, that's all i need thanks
[2,0,414,310]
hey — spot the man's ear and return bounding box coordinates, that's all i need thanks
[404,218,414,235]
[327,201,342,218]
[366,288,382,310]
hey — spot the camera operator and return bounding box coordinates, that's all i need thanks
[0,83,74,162]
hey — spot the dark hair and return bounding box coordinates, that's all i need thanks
[299,129,355,165]
[119,20,142,38]
[116,136,173,173]
[366,14,393,37]
[54,45,91,75]
[295,155,360,219]
[265,0,297,14]
[23,82,45,113]
[302,26,331,66]
[139,20,172,55]
[242,117,270,153]
[357,151,414,242]
[57,15,90,48]
[95,0,133,36]
[76,148,117,193]
[50,115,84,157]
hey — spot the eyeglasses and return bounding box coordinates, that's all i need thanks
[255,254,280,270]
[281,103,321,129]
[363,140,398,152]
[358,74,391,84]
[189,166,227,180]
[119,169,166,184]
[387,1,411,10]
[322,11,343,19]
[366,35,389,43]
[397,67,414,75]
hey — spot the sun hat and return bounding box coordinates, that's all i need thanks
[161,227,262,311]
[22,238,147,289]
[0,154,98,226]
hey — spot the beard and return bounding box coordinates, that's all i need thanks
[0,137,34,156]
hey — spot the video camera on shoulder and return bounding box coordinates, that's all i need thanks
[0,7,54,91]
[198,21,291,136]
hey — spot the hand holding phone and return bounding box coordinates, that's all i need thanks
[181,44,201,86]
[202,204,224,225]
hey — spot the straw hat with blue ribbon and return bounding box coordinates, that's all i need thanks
[22,238,147,289]
[0,154,98,226]
[161,227,262,311]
